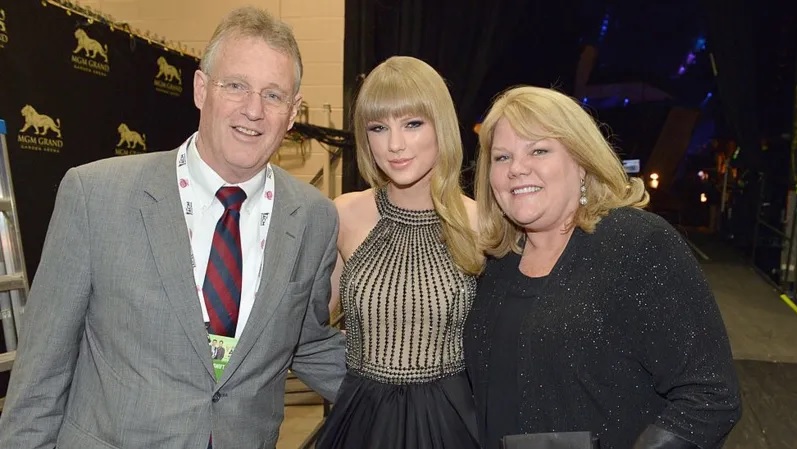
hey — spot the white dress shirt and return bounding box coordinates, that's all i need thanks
[186,138,266,338]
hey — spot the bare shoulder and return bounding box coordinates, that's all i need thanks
[461,194,479,232]
[334,189,379,257]
[334,189,379,221]
[334,190,373,214]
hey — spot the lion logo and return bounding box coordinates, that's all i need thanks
[73,29,108,62]
[0,9,6,34]
[117,123,146,150]
[156,56,182,84]
[20,105,62,138]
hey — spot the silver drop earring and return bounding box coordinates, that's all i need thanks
[579,178,588,206]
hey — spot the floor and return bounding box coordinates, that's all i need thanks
[276,404,324,449]
[689,231,797,448]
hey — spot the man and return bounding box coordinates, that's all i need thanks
[0,7,345,449]
[210,339,220,359]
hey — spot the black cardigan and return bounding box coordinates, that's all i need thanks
[464,207,741,449]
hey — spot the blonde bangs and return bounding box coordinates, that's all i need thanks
[356,74,433,125]
[505,92,578,143]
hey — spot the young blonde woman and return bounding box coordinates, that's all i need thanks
[316,56,483,449]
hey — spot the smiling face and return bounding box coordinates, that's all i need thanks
[193,34,300,184]
[489,117,585,233]
[365,114,439,189]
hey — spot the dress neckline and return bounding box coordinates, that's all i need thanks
[375,186,439,226]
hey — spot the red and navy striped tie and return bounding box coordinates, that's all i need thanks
[203,186,247,338]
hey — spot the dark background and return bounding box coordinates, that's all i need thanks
[343,0,797,249]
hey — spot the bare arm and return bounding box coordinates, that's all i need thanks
[328,252,344,319]
[328,190,376,317]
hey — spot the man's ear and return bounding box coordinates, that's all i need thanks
[286,93,303,131]
[194,70,208,110]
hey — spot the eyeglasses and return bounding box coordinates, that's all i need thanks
[210,79,294,115]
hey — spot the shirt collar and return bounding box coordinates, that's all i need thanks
[187,135,266,213]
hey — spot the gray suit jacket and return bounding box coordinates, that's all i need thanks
[0,149,346,449]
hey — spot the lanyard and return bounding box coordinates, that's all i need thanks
[175,135,275,322]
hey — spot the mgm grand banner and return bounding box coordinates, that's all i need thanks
[0,0,200,278]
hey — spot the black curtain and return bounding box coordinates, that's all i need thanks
[702,0,765,249]
[703,0,761,171]
[343,1,585,193]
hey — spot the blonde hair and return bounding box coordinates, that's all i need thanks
[354,56,484,275]
[475,86,649,257]
[200,7,303,94]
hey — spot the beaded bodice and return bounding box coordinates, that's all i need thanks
[341,187,477,384]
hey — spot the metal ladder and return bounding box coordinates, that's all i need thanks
[0,118,31,412]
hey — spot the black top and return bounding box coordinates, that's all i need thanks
[464,207,741,449]
[485,276,546,448]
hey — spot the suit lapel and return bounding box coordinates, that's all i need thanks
[218,167,305,385]
[140,149,215,378]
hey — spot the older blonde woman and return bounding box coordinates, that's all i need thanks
[464,86,740,449]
